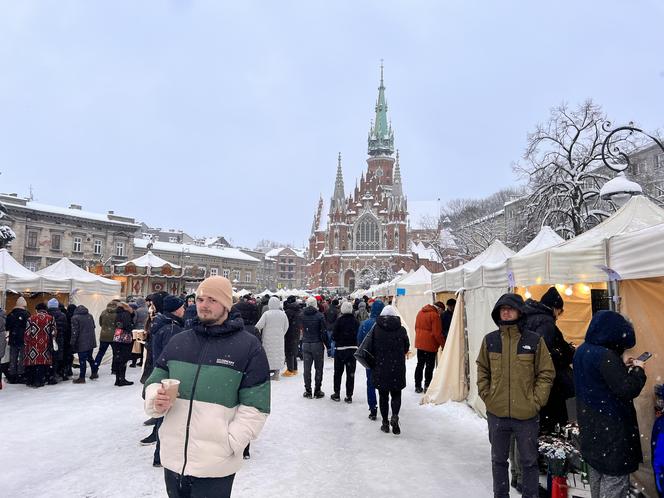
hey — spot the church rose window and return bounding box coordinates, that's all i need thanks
[355,215,380,250]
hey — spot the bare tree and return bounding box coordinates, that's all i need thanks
[515,100,632,238]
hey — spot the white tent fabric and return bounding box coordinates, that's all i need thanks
[116,250,181,269]
[0,249,66,295]
[510,196,664,287]
[609,222,664,280]
[38,258,121,348]
[421,291,468,405]
[432,240,515,292]
[393,266,433,351]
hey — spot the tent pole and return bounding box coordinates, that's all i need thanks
[604,238,618,312]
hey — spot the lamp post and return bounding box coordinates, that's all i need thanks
[600,122,664,206]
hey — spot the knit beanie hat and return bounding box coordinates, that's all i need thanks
[163,295,185,313]
[340,301,353,314]
[47,298,59,309]
[306,297,318,308]
[380,305,398,316]
[15,296,27,309]
[196,276,233,310]
[540,286,564,310]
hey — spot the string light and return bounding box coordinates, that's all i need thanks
[524,288,532,299]
[565,285,573,296]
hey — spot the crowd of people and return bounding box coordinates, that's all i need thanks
[1,276,650,498]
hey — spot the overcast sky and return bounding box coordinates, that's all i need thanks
[1,1,662,248]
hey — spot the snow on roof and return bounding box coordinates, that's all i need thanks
[410,240,442,263]
[516,226,564,256]
[599,173,643,198]
[133,238,260,263]
[408,200,441,229]
[0,248,40,279]
[316,200,329,231]
[38,257,118,285]
[117,250,181,269]
[2,196,139,227]
[265,247,306,259]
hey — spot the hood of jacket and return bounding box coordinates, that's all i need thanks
[370,300,385,319]
[105,301,119,313]
[303,306,319,317]
[420,304,440,315]
[523,299,554,319]
[191,314,245,337]
[74,305,89,316]
[491,293,526,326]
[584,310,635,354]
[376,314,401,331]
[268,296,281,311]
[358,301,366,311]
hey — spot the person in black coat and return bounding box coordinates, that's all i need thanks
[6,298,30,383]
[112,302,135,387]
[574,310,647,497]
[331,301,359,402]
[232,297,260,341]
[47,299,70,381]
[368,305,410,435]
[283,296,301,376]
[70,305,97,383]
[523,287,575,433]
[300,297,328,398]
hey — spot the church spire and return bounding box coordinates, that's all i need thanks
[333,152,345,201]
[368,60,395,157]
[393,149,403,198]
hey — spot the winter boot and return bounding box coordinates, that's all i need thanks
[314,390,325,399]
[415,386,424,394]
[368,408,378,421]
[72,377,86,384]
[243,445,251,460]
[140,432,157,446]
[115,366,134,387]
[303,390,313,399]
[330,392,341,402]
[344,396,352,404]
[90,368,99,380]
[390,415,401,435]
[144,418,158,426]
[380,419,390,433]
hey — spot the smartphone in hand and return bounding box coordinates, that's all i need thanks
[636,352,652,362]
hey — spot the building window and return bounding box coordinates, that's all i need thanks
[245,272,251,283]
[25,260,38,272]
[657,154,664,169]
[169,236,178,243]
[223,269,230,278]
[73,237,82,253]
[210,267,218,276]
[51,234,61,251]
[27,231,38,249]
[93,239,103,255]
[288,259,293,264]
[115,241,125,256]
[354,215,380,250]
[233,270,240,281]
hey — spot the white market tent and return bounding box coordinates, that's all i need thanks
[393,266,433,350]
[0,249,69,306]
[37,258,121,344]
[116,250,181,269]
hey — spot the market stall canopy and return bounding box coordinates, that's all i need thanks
[37,257,120,294]
[116,251,181,269]
[512,196,664,286]
[432,240,514,292]
[0,248,66,293]
[396,265,432,296]
[609,221,664,280]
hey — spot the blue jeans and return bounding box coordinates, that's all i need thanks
[94,341,112,369]
[365,368,377,411]
[77,350,96,379]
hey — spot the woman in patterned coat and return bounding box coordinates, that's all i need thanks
[23,302,56,388]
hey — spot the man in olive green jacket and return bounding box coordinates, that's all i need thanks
[476,293,555,498]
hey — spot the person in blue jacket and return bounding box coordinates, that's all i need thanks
[357,299,384,421]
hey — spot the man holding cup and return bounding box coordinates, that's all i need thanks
[145,276,270,498]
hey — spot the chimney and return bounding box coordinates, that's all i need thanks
[69,204,82,210]
[9,193,17,197]
[108,210,114,214]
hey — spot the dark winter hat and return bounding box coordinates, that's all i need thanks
[540,286,564,311]
[36,302,48,311]
[446,298,457,307]
[163,295,185,313]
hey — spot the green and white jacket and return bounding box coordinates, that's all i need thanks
[145,315,270,478]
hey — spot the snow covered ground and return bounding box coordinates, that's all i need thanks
[1,358,519,497]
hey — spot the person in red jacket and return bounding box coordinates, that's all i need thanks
[414,303,444,393]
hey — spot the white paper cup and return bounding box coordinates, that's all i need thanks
[161,379,181,404]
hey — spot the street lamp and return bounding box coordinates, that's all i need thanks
[600,122,664,206]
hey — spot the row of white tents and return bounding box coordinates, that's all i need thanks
[352,195,663,496]
[0,249,121,328]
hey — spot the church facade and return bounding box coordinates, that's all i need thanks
[307,68,440,292]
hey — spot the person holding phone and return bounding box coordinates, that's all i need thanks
[574,310,647,498]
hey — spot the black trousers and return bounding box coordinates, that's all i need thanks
[378,389,402,421]
[164,469,235,498]
[285,353,298,371]
[333,349,356,397]
[414,349,436,389]
[302,342,324,392]
[487,413,539,498]
[111,342,132,380]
